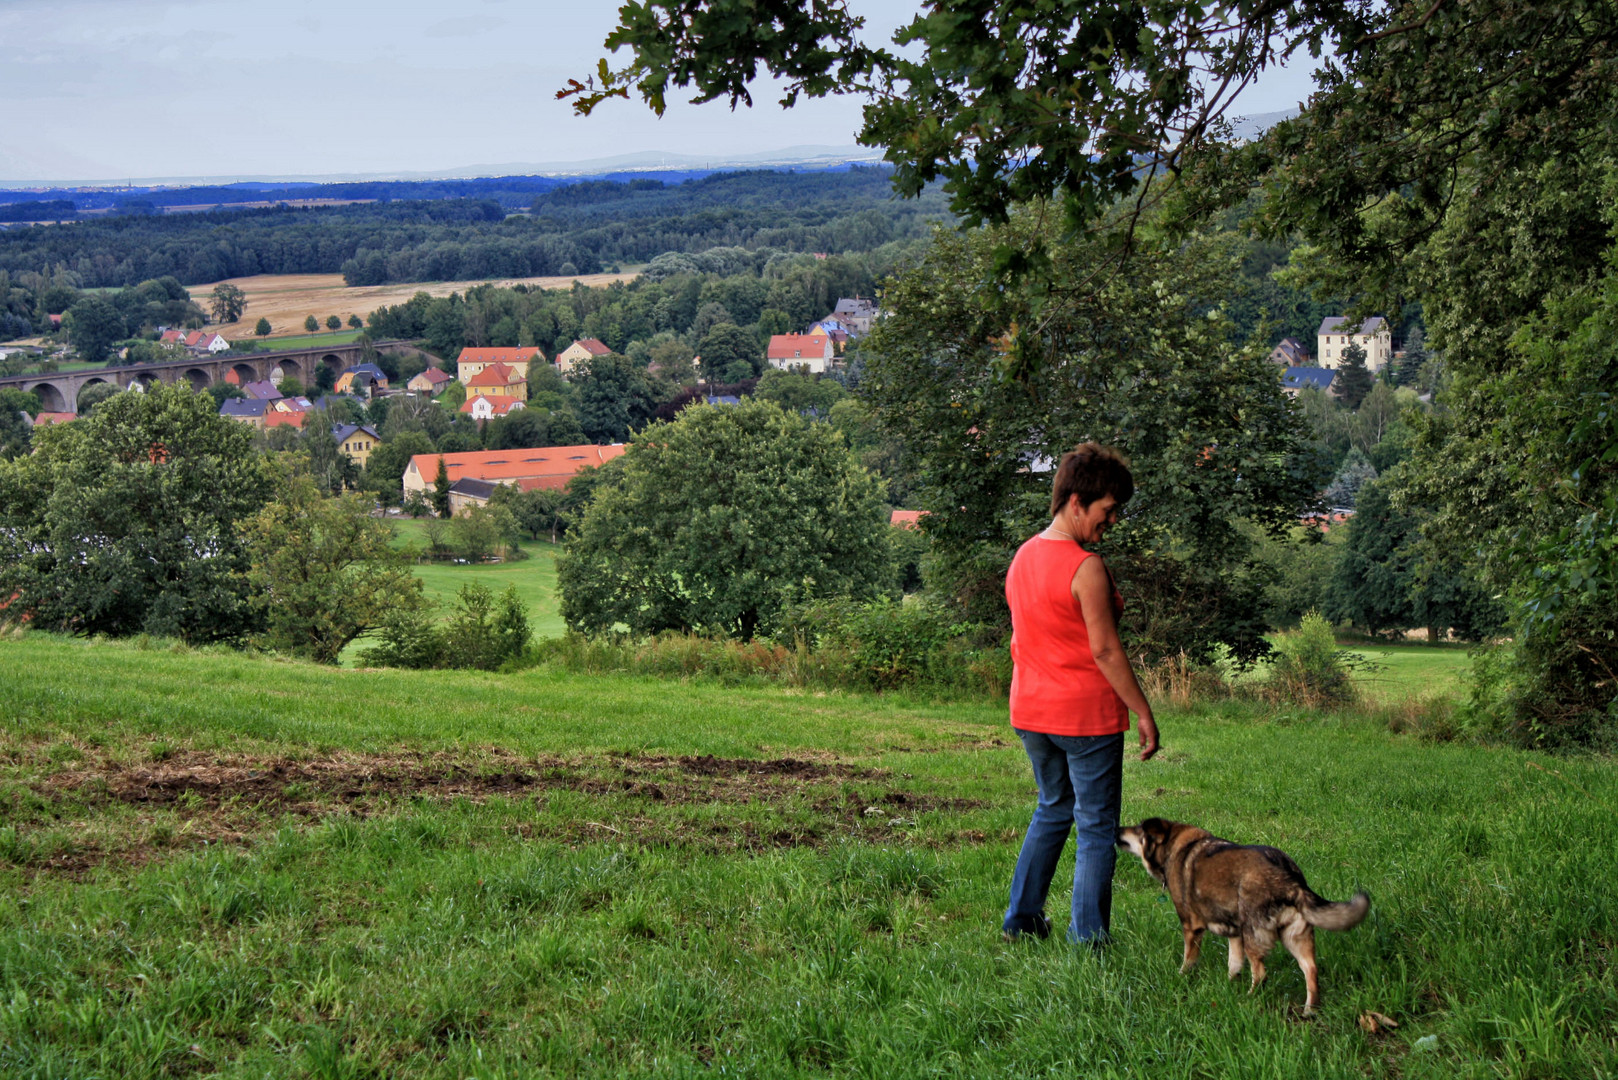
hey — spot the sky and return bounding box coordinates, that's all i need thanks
[0,0,1322,186]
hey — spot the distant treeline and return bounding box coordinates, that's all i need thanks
[0,168,753,214]
[0,168,950,289]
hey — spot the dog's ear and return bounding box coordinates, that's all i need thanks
[1142,818,1172,844]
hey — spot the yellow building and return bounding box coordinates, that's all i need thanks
[333,423,381,467]
[464,362,527,402]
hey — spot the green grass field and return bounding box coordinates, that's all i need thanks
[244,329,365,350]
[0,633,1611,1078]
[388,518,565,638]
[1339,643,1476,703]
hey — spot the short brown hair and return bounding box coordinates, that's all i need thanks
[1050,442,1133,516]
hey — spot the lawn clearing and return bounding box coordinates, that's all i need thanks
[1341,642,1476,703]
[0,633,1612,1078]
[388,518,564,637]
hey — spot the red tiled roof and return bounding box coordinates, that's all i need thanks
[31,412,76,427]
[263,411,305,429]
[456,346,545,365]
[890,510,927,528]
[458,394,525,416]
[413,367,453,384]
[767,333,832,360]
[571,338,611,356]
[466,362,524,388]
[408,444,627,486]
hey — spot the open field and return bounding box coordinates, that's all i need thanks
[1338,643,1475,703]
[0,633,1612,1077]
[185,272,642,341]
[388,519,564,638]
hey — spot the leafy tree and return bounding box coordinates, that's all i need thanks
[362,582,530,671]
[304,315,319,333]
[299,422,359,496]
[1326,476,1503,643]
[326,315,342,331]
[74,382,122,416]
[491,484,565,542]
[863,209,1314,662]
[347,314,363,329]
[1335,341,1373,410]
[244,468,426,663]
[698,322,761,382]
[449,502,518,562]
[432,456,452,517]
[364,430,435,501]
[439,379,467,410]
[486,406,584,450]
[573,354,654,443]
[277,377,305,398]
[0,382,271,642]
[557,398,892,639]
[207,384,246,407]
[754,369,845,416]
[0,388,37,459]
[254,317,272,336]
[64,296,125,364]
[210,283,247,323]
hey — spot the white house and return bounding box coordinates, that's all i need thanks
[1317,317,1393,372]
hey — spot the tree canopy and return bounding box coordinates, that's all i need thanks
[0,383,271,642]
[557,398,892,639]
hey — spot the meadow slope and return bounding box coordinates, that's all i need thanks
[0,634,1612,1078]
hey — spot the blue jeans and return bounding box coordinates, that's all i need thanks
[1003,729,1125,943]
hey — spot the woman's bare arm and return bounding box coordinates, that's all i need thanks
[1074,555,1160,761]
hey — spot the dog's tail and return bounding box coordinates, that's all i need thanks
[1301,890,1370,931]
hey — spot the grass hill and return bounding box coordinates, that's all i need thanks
[0,633,1611,1076]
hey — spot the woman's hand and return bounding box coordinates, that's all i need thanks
[1136,712,1160,762]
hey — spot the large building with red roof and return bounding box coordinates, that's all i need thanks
[456,347,544,384]
[401,444,627,500]
[554,338,612,376]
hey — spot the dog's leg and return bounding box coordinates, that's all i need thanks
[1226,935,1244,979]
[1282,922,1320,1013]
[1180,923,1204,973]
[1243,932,1269,994]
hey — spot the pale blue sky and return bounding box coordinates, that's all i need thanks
[0,0,1321,185]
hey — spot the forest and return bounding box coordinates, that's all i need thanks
[0,168,948,289]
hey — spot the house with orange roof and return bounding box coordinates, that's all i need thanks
[263,410,305,431]
[455,346,544,385]
[889,510,927,529]
[464,361,527,402]
[30,412,76,427]
[555,337,612,376]
[460,394,526,421]
[401,444,628,501]
[766,333,834,374]
[406,367,455,394]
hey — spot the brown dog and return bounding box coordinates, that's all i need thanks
[1117,818,1369,1012]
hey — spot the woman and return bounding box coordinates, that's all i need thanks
[1002,443,1160,944]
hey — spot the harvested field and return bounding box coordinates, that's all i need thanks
[185,271,640,340]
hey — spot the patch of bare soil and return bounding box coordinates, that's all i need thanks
[17,749,986,878]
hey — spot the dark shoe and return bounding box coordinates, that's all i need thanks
[1002,913,1052,942]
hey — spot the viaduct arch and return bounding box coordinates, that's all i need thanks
[0,340,422,413]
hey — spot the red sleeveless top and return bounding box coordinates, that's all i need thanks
[1006,535,1129,736]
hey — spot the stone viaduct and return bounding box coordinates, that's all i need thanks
[0,340,424,413]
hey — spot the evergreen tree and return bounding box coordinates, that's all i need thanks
[1325,479,1416,637]
[432,455,452,517]
[1392,325,1428,387]
[1322,447,1378,509]
[254,317,272,336]
[1335,340,1373,409]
